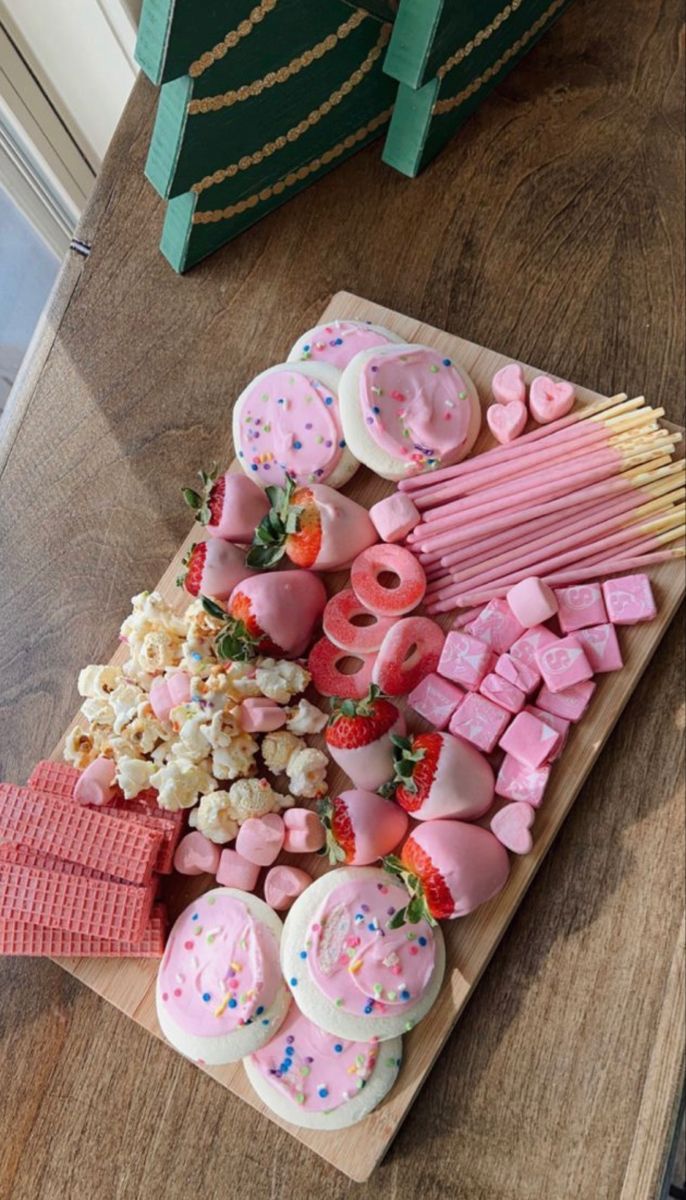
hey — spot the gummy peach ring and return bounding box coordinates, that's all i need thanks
[307,636,376,700]
[350,544,426,617]
[372,617,445,697]
[322,588,395,654]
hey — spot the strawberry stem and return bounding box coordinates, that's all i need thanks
[382,854,437,927]
[182,465,219,526]
[247,473,303,569]
[200,596,259,661]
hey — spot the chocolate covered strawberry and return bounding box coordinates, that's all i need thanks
[382,731,494,822]
[247,475,376,571]
[325,685,405,790]
[177,539,254,600]
[385,819,510,926]
[183,466,269,544]
[318,790,408,865]
[203,570,327,660]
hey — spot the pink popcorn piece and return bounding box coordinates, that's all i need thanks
[524,705,570,759]
[464,598,525,654]
[263,865,312,911]
[602,573,657,625]
[449,692,511,754]
[173,831,221,876]
[235,813,284,866]
[555,583,608,632]
[238,698,287,733]
[369,492,420,543]
[495,754,550,808]
[506,577,558,628]
[536,635,593,693]
[480,672,526,715]
[282,808,326,854]
[574,623,623,673]
[408,672,465,730]
[490,802,535,855]
[509,625,559,685]
[536,680,596,723]
[438,630,494,691]
[74,756,117,807]
[499,711,562,769]
[215,848,260,892]
[495,653,539,695]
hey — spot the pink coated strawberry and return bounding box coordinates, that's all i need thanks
[177,538,255,599]
[319,790,408,865]
[247,474,377,571]
[183,466,269,543]
[203,570,327,660]
[325,685,405,790]
[382,730,494,821]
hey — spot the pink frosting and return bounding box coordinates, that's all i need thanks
[158,891,281,1037]
[235,368,345,487]
[303,878,436,1017]
[249,1002,389,1112]
[358,347,475,473]
[292,321,398,370]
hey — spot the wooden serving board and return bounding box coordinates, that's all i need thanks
[48,292,685,1182]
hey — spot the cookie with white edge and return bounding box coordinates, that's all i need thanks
[156,888,289,1065]
[281,866,445,1042]
[232,361,358,490]
[339,342,481,480]
[287,319,403,370]
[244,1001,402,1130]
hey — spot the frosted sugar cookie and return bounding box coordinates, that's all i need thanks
[287,319,402,370]
[156,888,289,1065]
[244,1001,402,1130]
[232,361,358,490]
[281,866,445,1041]
[339,343,481,480]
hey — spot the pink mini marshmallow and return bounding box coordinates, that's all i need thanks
[438,631,494,691]
[369,492,420,542]
[173,831,221,876]
[282,808,326,853]
[536,680,596,722]
[74,756,117,807]
[449,692,511,753]
[495,653,539,695]
[574,624,623,673]
[495,754,550,808]
[536,635,593,693]
[408,672,465,729]
[555,583,607,632]
[149,671,191,723]
[499,710,562,768]
[263,865,312,911]
[480,672,526,715]
[490,801,535,854]
[506,577,558,628]
[167,671,191,707]
[215,847,260,891]
[491,362,527,406]
[238,698,287,733]
[524,705,570,758]
[464,598,525,654]
[602,573,657,625]
[509,625,560,685]
[235,813,284,866]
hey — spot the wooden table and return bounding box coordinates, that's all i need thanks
[0,0,683,1196]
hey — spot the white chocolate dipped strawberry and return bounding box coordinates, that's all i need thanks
[177,539,255,600]
[204,570,327,659]
[382,731,494,822]
[324,686,405,791]
[183,466,270,543]
[384,819,510,924]
[318,790,408,866]
[247,475,377,572]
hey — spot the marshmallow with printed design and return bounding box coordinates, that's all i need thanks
[555,583,607,633]
[495,754,551,808]
[536,635,593,694]
[464,599,525,654]
[602,574,657,625]
[449,692,510,754]
[499,710,562,768]
[408,672,465,730]
[438,631,494,691]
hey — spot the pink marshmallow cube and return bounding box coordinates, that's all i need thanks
[408,672,465,729]
[369,492,420,543]
[480,672,526,715]
[173,830,221,876]
[263,865,312,911]
[574,623,623,673]
[509,625,560,684]
[74,756,117,807]
[235,813,284,866]
[602,574,657,625]
[150,671,191,724]
[438,631,494,691]
[215,848,260,891]
[495,754,550,808]
[524,705,570,759]
[536,680,596,722]
[449,692,511,753]
[464,598,525,654]
[495,653,539,695]
[499,711,562,768]
[555,583,607,632]
[506,577,558,628]
[282,808,326,853]
[536,635,593,693]
[238,698,287,733]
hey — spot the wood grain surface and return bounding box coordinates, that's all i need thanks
[0,0,683,1196]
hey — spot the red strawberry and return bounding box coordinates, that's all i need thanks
[318,790,408,865]
[382,730,494,822]
[325,685,405,790]
[202,571,327,660]
[247,474,375,571]
[177,540,254,600]
[183,466,269,543]
[286,486,323,567]
[178,542,206,597]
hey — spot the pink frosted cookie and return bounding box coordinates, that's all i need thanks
[491,802,535,855]
[536,635,593,693]
[499,710,562,768]
[495,754,550,807]
[322,589,394,654]
[369,492,420,543]
[529,376,575,424]
[438,630,494,691]
[280,867,445,1040]
[574,623,623,673]
[351,543,426,616]
[308,636,376,700]
[372,617,445,696]
[449,692,510,754]
[555,582,608,632]
[287,319,402,370]
[232,361,358,490]
[408,672,465,730]
[464,599,525,654]
[602,574,657,624]
[524,705,570,758]
[264,867,312,912]
[536,680,596,722]
[491,362,527,406]
[480,672,526,715]
[156,888,289,1063]
[244,1002,402,1130]
[339,343,481,481]
[486,400,527,445]
[173,831,221,876]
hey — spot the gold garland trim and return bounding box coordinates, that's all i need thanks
[191,25,391,195]
[189,0,279,79]
[192,107,393,225]
[436,0,524,79]
[433,0,567,115]
[188,8,368,115]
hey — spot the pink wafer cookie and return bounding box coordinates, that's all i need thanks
[0,904,167,958]
[350,544,426,616]
[0,859,153,941]
[0,784,162,886]
[28,759,79,800]
[0,843,157,905]
[322,588,394,654]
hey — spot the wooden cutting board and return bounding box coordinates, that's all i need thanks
[48,292,685,1182]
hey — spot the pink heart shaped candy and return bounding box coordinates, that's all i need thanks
[490,802,535,855]
[486,400,528,445]
[282,808,326,853]
[529,376,575,424]
[491,363,526,406]
[173,831,221,876]
[264,865,312,911]
[236,813,284,866]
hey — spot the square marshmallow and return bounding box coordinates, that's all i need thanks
[499,711,562,768]
[496,754,551,808]
[509,625,560,686]
[536,635,594,693]
[555,583,607,632]
[449,692,510,753]
[438,631,494,691]
[536,680,596,722]
[495,653,539,695]
[408,672,464,730]
[525,705,570,759]
[574,624,623,673]
[480,672,526,714]
[464,599,525,654]
[369,492,420,543]
[602,574,657,625]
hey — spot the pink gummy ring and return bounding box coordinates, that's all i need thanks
[308,636,376,699]
[350,544,426,616]
[372,617,445,697]
[322,588,395,654]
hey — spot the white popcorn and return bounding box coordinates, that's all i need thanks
[261,731,305,775]
[286,747,329,799]
[139,629,183,674]
[202,708,241,749]
[77,664,124,700]
[110,682,147,734]
[116,756,155,800]
[222,777,291,823]
[63,725,100,770]
[286,698,328,735]
[188,791,239,844]
[150,759,216,811]
[211,733,259,781]
[80,697,115,728]
[255,659,310,704]
[171,704,212,762]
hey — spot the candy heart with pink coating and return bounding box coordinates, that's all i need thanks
[238,698,287,733]
[308,636,375,699]
[236,813,285,866]
[529,376,575,424]
[322,588,394,654]
[173,831,221,876]
[491,362,527,406]
[373,616,445,696]
[224,570,327,658]
[74,756,117,807]
[178,538,256,600]
[215,847,260,891]
[351,543,426,616]
[486,400,527,445]
[490,802,535,855]
[319,790,409,865]
[282,808,326,854]
[263,865,312,911]
[183,467,270,543]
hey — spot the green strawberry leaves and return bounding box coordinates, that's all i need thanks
[383,854,437,928]
[182,465,219,526]
[200,595,259,662]
[316,797,347,864]
[246,473,304,569]
[328,683,387,726]
[387,734,426,795]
